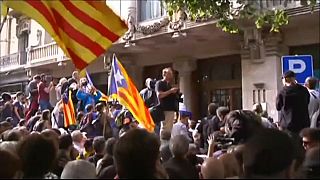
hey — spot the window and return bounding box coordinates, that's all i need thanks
[139,0,165,21]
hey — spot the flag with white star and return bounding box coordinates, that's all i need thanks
[108,54,155,132]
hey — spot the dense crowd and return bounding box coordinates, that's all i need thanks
[0,68,319,179]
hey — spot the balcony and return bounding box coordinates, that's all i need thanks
[0,53,22,72]
[27,42,69,67]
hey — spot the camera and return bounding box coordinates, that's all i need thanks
[215,134,235,150]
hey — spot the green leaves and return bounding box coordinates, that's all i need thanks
[164,0,315,34]
[255,9,289,32]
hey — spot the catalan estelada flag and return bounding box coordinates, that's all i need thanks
[85,70,109,102]
[62,90,76,127]
[109,55,155,132]
[3,0,128,70]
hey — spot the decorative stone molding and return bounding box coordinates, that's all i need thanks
[16,16,30,38]
[168,9,187,32]
[136,17,170,35]
[241,27,266,63]
[123,15,136,43]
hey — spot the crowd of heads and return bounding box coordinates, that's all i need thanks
[0,69,319,179]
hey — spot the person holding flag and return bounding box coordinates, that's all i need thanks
[108,55,155,132]
[76,77,102,113]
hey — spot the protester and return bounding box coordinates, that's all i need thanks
[155,67,179,138]
[0,92,13,122]
[276,70,310,134]
[299,128,320,151]
[18,133,58,178]
[171,103,193,142]
[12,92,25,127]
[305,77,320,128]
[38,74,53,111]
[33,109,51,132]
[76,77,101,113]
[303,146,320,179]
[114,129,166,179]
[25,75,41,120]
[49,78,58,107]
[88,136,106,167]
[55,77,68,101]
[242,128,295,178]
[140,78,158,108]
[200,157,225,179]
[71,130,86,155]
[196,103,219,150]
[0,150,22,178]
[163,135,198,179]
[252,103,275,129]
[52,134,73,177]
[61,160,96,179]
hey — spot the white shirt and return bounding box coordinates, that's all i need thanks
[308,89,320,119]
[171,121,192,142]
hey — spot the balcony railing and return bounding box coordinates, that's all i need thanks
[0,53,20,71]
[27,42,68,65]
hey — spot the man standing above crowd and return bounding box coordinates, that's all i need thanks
[155,67,179,137]
[276,70,310,134]
[26,75,41,120]
[38,74,53,111]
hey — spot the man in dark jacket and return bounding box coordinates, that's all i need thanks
[276,71,310,134]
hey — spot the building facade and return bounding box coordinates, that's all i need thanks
[0,0,319,121]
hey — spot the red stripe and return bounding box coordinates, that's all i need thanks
[63,104,70,127]
[51,9,106,57]
[67,48,89,70]
[61,0,120,42]
[26,1,60,36]
[118,91,140,119]
[26,1,93,69]
[66,102,74,125]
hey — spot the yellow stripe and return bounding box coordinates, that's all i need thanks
[118,87,148,121]
[47,1,113,48]
[75,1,128,37]
[3,1,69,57]
[59,30,96,63]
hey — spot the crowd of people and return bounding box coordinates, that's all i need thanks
[0,68,319,179]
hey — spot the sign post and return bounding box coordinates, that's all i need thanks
[281,55,313,84]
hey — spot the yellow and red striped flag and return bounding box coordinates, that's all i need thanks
[3,0,128,70]
[109,55,155,132]
[62,90,76,128]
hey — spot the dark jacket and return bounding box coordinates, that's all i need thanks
[163,157,199,179]
[276,84,310,133]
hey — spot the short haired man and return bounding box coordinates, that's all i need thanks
[61,160,96,179]
[163,135,198,179]
[305,77,320,128]
[114,129,163,179]
[12,92,25,127]
[299,128,320,151]
[38,74,53,111]
[88,136,106,167]
[276,70,310,134]
[155,67,179,137]
[171,103,192,142]
[242,128,295,178]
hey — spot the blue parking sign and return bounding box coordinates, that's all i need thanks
[282,55,313,84]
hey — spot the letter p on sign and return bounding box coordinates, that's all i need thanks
[288,59,306,73]
[282,55,313,84]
